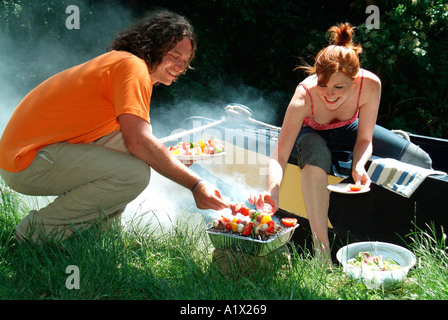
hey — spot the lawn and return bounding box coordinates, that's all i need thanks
[1,182,447,305]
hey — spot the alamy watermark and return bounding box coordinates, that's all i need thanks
[60,3,380,174]
[166,120,277,176]
[366,5,380,29]
[65,265,80,289]
[65,5,80,30]
[64,4,380,31]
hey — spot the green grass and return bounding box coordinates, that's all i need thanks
[1,183,447,301]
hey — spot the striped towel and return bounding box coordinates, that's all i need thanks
[367,158,446,198]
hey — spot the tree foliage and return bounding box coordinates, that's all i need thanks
[356,0,448,137]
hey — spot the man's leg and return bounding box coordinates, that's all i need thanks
[2,132,150,242]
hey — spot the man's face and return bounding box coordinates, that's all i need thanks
[150,37,192,86]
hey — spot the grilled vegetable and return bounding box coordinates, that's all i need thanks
[281,218,298,227]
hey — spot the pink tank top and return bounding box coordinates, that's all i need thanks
[301,70,364,130]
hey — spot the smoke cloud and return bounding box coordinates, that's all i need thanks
[1,1,279,233]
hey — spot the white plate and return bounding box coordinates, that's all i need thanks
[327,183,370,194]
[174,152,226,161]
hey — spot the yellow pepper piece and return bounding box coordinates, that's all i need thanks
[259,214,271,225]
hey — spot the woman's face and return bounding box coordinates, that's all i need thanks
[150,37,192,86]
[316,72,355,111]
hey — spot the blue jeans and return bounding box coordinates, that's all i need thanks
[293,119,431,174]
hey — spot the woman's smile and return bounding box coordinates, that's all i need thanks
[316,72,358,109]
[325,96,340,103]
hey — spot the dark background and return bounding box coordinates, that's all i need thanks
[1,0,447,138]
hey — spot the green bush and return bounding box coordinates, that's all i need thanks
[356,0,448,137]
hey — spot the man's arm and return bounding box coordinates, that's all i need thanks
[118,113,228,210]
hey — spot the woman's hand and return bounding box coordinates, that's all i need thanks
[352,164,371,187]
[248,191,279,213]
[180,159,194,167]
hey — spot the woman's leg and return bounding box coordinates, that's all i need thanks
[296,130,333,262]
[333,120,432,169]
[301,164,331,261]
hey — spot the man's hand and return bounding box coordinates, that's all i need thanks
[191,180,229,211]
[180,159,194,167]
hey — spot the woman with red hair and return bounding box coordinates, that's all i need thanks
[250,23,432,263]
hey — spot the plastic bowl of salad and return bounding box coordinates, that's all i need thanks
[336,241,416,289]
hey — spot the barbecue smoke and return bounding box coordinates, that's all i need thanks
[0,1,278,233]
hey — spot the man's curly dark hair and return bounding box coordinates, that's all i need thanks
[108,9,197,74]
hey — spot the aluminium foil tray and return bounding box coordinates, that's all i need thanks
[206,223,299,256]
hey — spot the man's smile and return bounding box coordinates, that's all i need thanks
[167,69,178,77]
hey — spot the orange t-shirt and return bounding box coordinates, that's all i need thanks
[0,50,153,172]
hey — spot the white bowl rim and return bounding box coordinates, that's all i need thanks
[336,241,416,270]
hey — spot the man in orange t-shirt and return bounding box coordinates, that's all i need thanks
[0,10,228,242]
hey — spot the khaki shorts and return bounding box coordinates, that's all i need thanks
[0,131,151,242]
